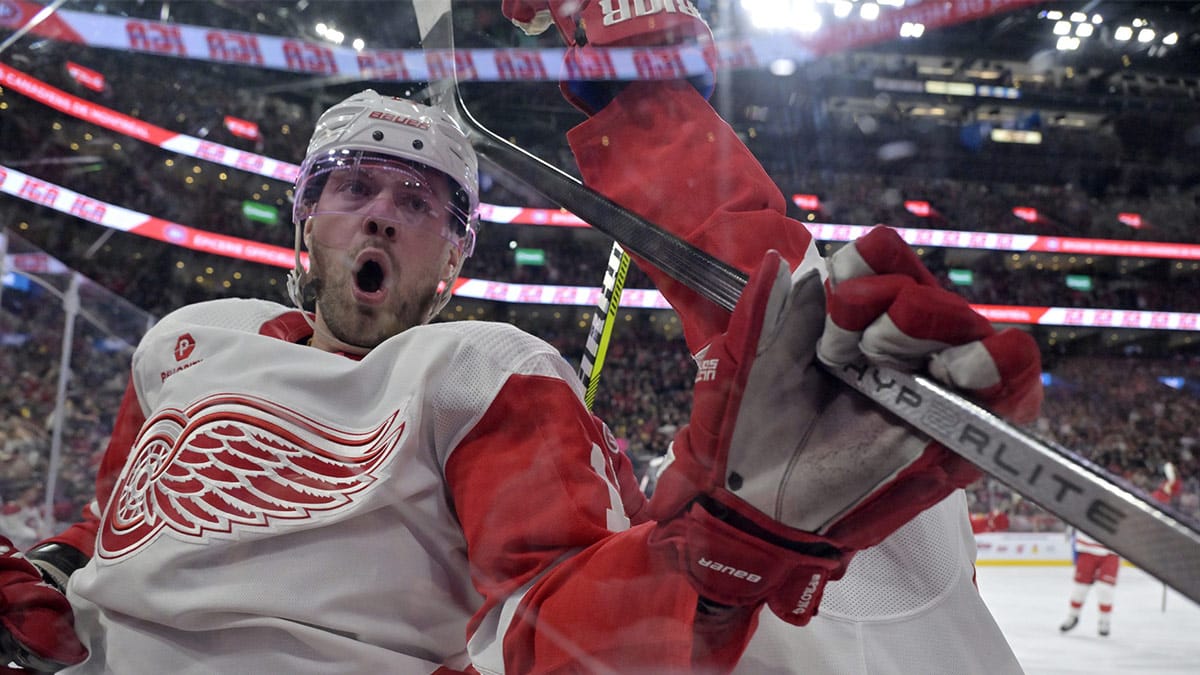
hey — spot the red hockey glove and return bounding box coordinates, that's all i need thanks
[501,0,716,113]
[817,226,1043,428]
[0,537,87,671]
[502,0,709,44]
[648,249,852,625]
[800,226,1041,557]
[500,0,560,36]
[648,233,1043,627]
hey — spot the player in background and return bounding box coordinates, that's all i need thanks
[1060,528,1120,636]
[1060,462,1180,637]
[507,1,1041,672]
[1152,462,1182,506]
[971,495,1019,534]
[1,6,1039,674]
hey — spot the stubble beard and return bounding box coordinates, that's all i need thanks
[309,245,440,350]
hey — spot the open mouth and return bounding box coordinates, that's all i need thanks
[355,259,385,293]
[351,249,391,303]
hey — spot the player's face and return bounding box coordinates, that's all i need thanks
[303,159,461,351]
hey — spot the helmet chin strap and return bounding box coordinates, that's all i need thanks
[287,218,317,331]
[424,255,464,324]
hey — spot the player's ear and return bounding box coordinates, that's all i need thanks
[302,218,315,251]
[444,242,462,278]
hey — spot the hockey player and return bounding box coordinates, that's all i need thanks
[0,11,1040,675]
[1152,462,1181,506]
[1059,463,1178,638]
[507,1,1040,672]
[1060,529,1120,637]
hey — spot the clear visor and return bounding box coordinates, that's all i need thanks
[294,150,475,255]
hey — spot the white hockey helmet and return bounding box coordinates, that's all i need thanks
[293,89,479,253]
[289,90,479,321]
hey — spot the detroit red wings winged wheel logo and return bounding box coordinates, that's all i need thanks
[99,393,406,559]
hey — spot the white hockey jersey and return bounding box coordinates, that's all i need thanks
[59,298,703,673]
[1074,529,1117,557]
[49,76,1026,675]
[736,492,1023,674]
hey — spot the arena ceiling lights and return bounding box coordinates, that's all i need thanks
[1042,7,1181,54]
[739,0,825,33]
[313,21,366,52]
[739,0,913,34]
[739,0,925,77]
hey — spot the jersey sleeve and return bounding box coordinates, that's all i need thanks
[567,79,818,352]
[567,81,1018,674]
[445,372,753,673]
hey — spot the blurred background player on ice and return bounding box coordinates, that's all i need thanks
[1061,463,1180,637]
[1060,528,1121,637]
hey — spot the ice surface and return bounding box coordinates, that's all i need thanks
[977,564,1200,674]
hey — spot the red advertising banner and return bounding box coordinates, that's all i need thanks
[1117,212,1145,229]
[1012,206,1038,223]
[904,200,933,217]
[66,61,106,92]
[223,115,261,141]
[792,194,822,211]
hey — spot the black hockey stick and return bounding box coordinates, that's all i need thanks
[417,2,1200,606]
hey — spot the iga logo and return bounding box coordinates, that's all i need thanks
[173,333,196,361]
[282,40,337,74]
[126,21,186,56]
[495,50,547,81]
[206,31,263,65]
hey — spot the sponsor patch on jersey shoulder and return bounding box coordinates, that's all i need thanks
[173,333,196,361]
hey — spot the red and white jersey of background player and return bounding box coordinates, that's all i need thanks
[1074,529,1118,558]
[1070,530,1119,586]
[50,299,700,673]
